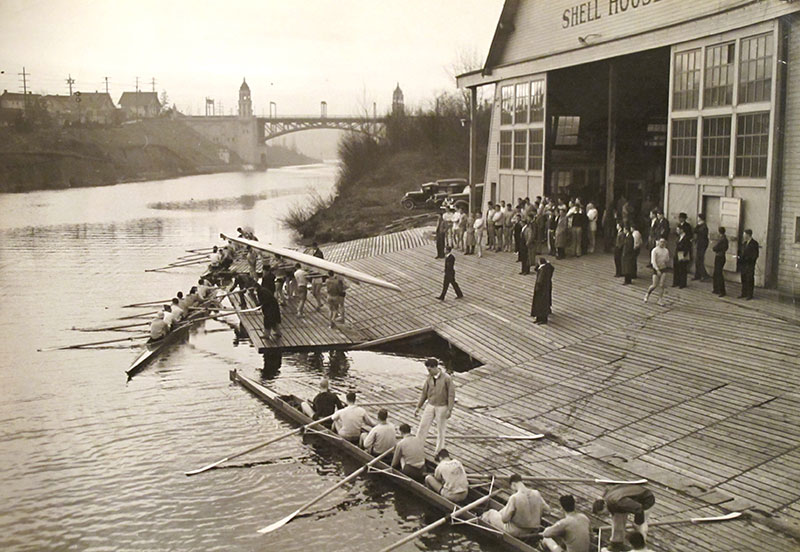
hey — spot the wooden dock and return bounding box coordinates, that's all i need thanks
[229,227,800,551]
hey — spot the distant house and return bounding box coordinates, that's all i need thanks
[0,90,40,112]
[118,91,161,119]
[43,92,117,125]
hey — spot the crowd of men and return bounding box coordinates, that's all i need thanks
[148,283,212,341]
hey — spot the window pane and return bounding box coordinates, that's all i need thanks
[555,116,580,145]
[670,119,697,175]
[513,130,527,170]
[704,42,734,107]
[701,116,731,176]
[673,49,700,110]
[528,128,543,171]
[499,130,512,169]
[501,85,513,125]
[515,82,529,124]
[740,33,773,103]
[736,112,770,177]
[530,80,544,123]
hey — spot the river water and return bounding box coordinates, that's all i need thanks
[0,166,499,552]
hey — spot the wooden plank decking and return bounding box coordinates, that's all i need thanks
[229,227,800,551]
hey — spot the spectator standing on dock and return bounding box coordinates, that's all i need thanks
[326,270,348,327]
[473,210,485,257]
[232,272,258,309]
[437,246,463,301]
[593,484,655,552]
[520,216,534,274]
[621,227,637,285]
[555,207,569,259]
[425,449,468,503]
[570,203,586,257]
[651,210,670,244]
[692,214,710,281]
[293,264,309,317]
[464,212,476,255]
[361,408,397,455]
[434,211,447,259]
[481,473,550,537]
[644,238,670,306]
[613,224,625,278]
[391,423,426,481]
[738,229,759,300]
[586,203,598,254]
[492,204,504,251]
[257,281,281,340]
[712,227,728,297]
[415,358,455,453]
[531,257,554,325]
[541,494,591,552]
[309,241,324,259]
[246,246,259,280]
[331,391,375,445]
[485,202,495,250]
[672,225,691,289]
[300,378,343,427]
[503,204,515,252]
[443,207,455,248]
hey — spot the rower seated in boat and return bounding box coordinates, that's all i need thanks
[197,279,211,300]
[480,473,549,537]
[148,315,168,342]
[330,391,375,445]
[185,286,200,308]
[209,246,222,271]
[541,495,591,552]
[360,408,396,455]
[300,378,343,428]
[177,291,189,313]
[162,304,175,330]
[170,297,184,322]
[391,423,426,482]
[425,448,469,503]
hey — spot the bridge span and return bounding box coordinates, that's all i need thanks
[257,115,386,142]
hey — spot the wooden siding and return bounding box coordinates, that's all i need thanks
[778,14,800,296]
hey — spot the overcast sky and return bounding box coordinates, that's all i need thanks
[0,0,503,116]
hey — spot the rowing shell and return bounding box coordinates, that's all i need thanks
[220,233,402,292]
[231,371,540,551]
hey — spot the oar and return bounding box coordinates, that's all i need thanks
[467,474,648,485]
[118,310,159,320]
[38,334,149,352]
[74,321,150,332]
[185,411,339,476]
[257,447,395,534]
[378,487,503,552]
[445,433,545,441]
[601,511,741,531]
[122,299,173,308]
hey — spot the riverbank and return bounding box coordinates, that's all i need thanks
[290,150,465,242]
[0,119,317,193]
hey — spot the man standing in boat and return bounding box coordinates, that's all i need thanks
[415,358,455,453]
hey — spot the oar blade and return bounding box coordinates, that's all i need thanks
[257,510,299,534]
[185,457,229,476]
[691,512,742,523]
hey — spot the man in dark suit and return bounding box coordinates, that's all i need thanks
[692,213,710,281]
[738,229,759,300]
[712,227,728,297]
[531,258,554,324]
[437,246,463,301]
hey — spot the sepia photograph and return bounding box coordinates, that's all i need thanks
[1,1,799,551]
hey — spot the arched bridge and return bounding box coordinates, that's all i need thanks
[257,116,386,142]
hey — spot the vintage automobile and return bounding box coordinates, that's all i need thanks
[400,178,468,210]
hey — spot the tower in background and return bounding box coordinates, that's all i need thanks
[392,83,404,116]
[238,78,252,118]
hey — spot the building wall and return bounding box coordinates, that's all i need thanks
[778,14,800,296]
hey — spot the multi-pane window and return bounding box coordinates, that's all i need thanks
[670,119,697,175]
[528,129,543,171]
[530,80,544,123]
[555,116,580,145]
[501,85,513,125]
[673,49,701,110]
[736,112,770,177]
[499,130,512,169]
[740,33,773,103]
[515,82,529,124]
[701,116,732,176]
[513,130,527,170]
[704,42,735,107]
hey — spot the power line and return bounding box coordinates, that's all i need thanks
[66,74,75,95]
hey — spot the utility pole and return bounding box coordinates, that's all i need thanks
[104,76,109,94]
[135,76,139,92]
[66,74,75,95]
[18,66,29,111]
[150,77,156,92]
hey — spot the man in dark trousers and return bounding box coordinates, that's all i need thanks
[257,279,281,339]
[531,257,554,324]
[738,229,759,300]
[712,227,729,297]
[437,246,463,300]
[692,213,710,281]
[434,212,447,259]
[593,484,655,552]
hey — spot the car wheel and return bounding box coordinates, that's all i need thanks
[402,199,415,210]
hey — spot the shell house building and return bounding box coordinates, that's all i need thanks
[458,0,800,296]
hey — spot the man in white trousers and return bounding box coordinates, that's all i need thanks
[415,358,455,453]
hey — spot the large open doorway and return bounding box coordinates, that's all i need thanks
[547,47,670,231]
